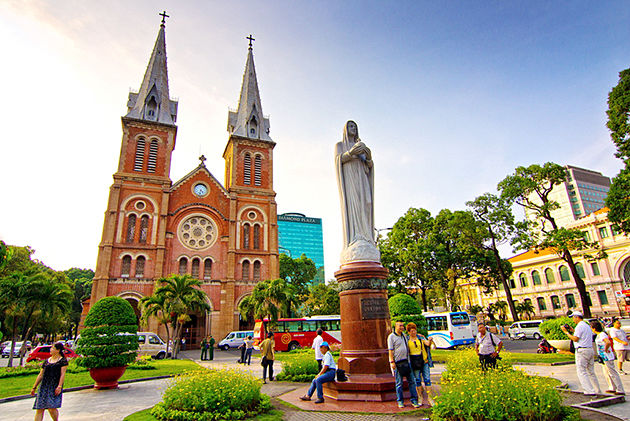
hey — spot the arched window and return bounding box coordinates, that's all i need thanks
[147,140,158,173]
[519,273,528,288]
[559,266,571,282]
[253,225,261,250]
[623,261,630,288]
[508,278,516,289]
[139,215,149,244]
[242,260,250,280]
[145,96,157,120]
[191,258,200,279]
[203,259,212,280]
[532,270,542,286]
[121,255,132,277]
[134,138,146,171]
[243,224,250,249]
[545,268,555,284]
[179,257,188,275]
[243,153,251,185]
[253,261,261,280]
[135,256,145,278]
[254,155,262,186]
[575,262,586,279]
[126,214,137,243]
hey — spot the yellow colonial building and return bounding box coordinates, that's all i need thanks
[460,208,630,319]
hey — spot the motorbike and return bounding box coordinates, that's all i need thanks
[537,338,556,354]
[511,331,527,340]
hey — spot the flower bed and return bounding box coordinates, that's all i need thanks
[432,349,579,421]
[151,369,271,421]
[274,352,319,382]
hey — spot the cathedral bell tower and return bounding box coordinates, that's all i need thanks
[91,18,178,306]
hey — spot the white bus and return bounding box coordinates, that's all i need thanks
[425,311,475,349]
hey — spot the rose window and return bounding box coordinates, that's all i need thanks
[178,215,217,250]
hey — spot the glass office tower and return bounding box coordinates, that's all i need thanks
[277,212,325,283]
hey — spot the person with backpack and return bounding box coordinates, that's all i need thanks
[475,324,503,370]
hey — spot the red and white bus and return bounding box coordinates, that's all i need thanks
[254,315,341,352]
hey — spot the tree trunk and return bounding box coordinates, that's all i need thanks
[563,251,592,318]
[421,287,428,312]
[492,248,519,321]
[7,319,17,368]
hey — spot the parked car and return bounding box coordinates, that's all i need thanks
[508,320,543,339]
[0,341,10,353]
[136,332,169,359]
[218,330,254,351]
[1,341,29,358]
[26,345,78,363]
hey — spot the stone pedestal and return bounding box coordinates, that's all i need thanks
[324,261,398,401]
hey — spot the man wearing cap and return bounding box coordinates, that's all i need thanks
[562,311,601,396]
[300,341,336,404]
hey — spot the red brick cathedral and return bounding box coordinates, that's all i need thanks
[89,21,279,345]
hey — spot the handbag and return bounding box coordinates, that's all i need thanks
[410,354,424,370]
[336,368,348,382]
[395,359,411,377]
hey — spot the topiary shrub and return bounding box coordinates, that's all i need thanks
[388,294,428,336]
[539,317,576,340]
[76,296,139,369]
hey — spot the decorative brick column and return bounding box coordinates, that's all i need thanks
[323,261,399,401]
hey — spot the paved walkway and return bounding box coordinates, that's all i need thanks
[0,351,628,420]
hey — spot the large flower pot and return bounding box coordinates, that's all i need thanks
[548,339,572,352]
[89,366,127,389]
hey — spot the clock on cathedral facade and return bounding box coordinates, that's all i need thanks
[87,20,279,344]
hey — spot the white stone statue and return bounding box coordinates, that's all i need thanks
[335,120,380,263]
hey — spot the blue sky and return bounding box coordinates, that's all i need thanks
[0,1,628,280]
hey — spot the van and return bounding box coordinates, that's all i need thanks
[508,320,543,339]
[136,332,169,359]
[218,330,254,351]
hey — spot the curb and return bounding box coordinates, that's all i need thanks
[515,361,574,366]
[0,375,173,405]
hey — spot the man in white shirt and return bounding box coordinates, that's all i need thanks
[610,319,629,375]
[475,324,503,370]
[562,311,601,396]
[312,329,324,371]
[300,341,337,404]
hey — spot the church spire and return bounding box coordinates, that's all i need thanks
[126,17,178,125]
[227,36,271,141]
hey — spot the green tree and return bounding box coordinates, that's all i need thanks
[468,304,483,315]
[238,278,296,328]
[606,68,630,163]
[140,292,173,357]
[303,281,340,316]
[515,300,535,321]
[151,275,210,358]
[64,268,94,338]
[279,253,317,304]
[388,293,428,335]
[465,193,519,321]
[498,163,604,318]
[606,168,630,234]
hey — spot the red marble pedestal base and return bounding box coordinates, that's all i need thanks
[323,261,401,401]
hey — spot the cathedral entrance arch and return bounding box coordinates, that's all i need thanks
[236,293,254,331]
[181,297,214,349]
[117,291,144,325]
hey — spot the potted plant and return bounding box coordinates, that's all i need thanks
[539,317,576,352]
[76,296,139,389]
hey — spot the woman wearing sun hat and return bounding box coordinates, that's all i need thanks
[300,341,336,404]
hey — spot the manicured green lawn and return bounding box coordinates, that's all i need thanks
[123,407,284,421]
[0,359,199,399]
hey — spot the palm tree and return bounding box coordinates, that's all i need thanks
[515,301,535,321]
[152,275,210,358]
[239,278,297,329]
[140,292,173,357]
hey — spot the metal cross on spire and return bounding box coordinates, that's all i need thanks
[159,10,170,25]
[199,155,207,165]
[246,34,255,50]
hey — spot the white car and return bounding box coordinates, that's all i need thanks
[136,332,169,359]
[218,331,254,351]
[508,320,543,340]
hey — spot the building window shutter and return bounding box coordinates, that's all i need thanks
[135,256,145,277]
[191,258,200,279]
[243,224,250,249]
[147,140,158,173]
[242,260,250,280]
[244,153,251,185]
[134,139,146,171]
[204,259,212,280]
[179,257,188,275]
[253,261,261,280]
[121,256,132,277]
[139,215,149,244]
[126,215,137,243]
[254,155,262,186]
[253,225,260,250]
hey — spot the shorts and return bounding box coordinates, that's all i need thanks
[615,349,630,362]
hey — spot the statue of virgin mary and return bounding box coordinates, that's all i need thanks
[335,120,380,263]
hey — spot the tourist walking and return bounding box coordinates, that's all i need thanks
[312,328,324,371]
[31,342,68,421]
[591,320,625,395]
[260,332,275,383]
[388,320,420,408]
[208,335,215,361]
[562,311,601,396]
[300,341,336,404]
[406,322,435,406]
[244,335,254,365]
[200,336,209,361]
[475,324,503,370]
[610,319,629,375]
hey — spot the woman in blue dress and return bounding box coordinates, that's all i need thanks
[31,342,68,421]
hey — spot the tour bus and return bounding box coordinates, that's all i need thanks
[425,311,475,349]
[253,315,342,352]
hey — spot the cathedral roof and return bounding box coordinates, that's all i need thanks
[227,43,272,142]
[170,158,229,198]
[125,23,178,125]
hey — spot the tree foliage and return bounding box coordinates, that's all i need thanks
[606,167,630,234]
[238,278,297,327]
[279,253,317,301]
[606,67,630,163]
[303,281,340,316]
